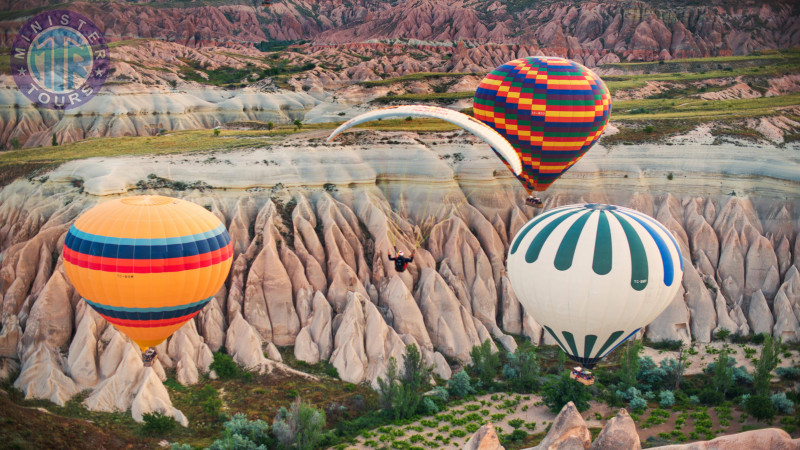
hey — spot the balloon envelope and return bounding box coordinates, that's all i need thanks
[327,104,523,176]
[507,204,683,368]
[474,57,611,193]
[63,196,233,351]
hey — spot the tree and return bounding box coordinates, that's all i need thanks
[272,399,326,450]
[51,133,58,146]
[712,349,733,395]
[293,119,303,131]
[503,345,540,391]
[470,339,500,387]
[267,121,274,131]
[376,345,431,420]
[542,374,591,413]
[620,339,643,388]
[754,335,780,396]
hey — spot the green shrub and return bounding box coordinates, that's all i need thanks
[659,391,675,408]
[422,397,439,415]
[272,399,326,450]
[213,128,221,136]
[502,344,540,391]
[209,413,273,449]
[630,396,647,413]
[771,392,795,414]
[210,352,240,379]
[198,385,222,418]
[744,394,776,420]
[776,366,800,380]
[447,371,475,398]
[508,418,525,429]
[469,340,500,386]
[465,423,479,433]
[542,374,591,413]
[142,412,176,434]
[450,429,467,438]
[714,328,731,340]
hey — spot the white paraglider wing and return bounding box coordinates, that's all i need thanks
[506,203,684,368]
[327,105,523,176]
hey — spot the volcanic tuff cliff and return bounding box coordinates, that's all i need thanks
[1,0,798,59]
[0,130,798,423]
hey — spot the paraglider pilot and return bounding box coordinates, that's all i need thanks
[388,248,414,273]
[142,347,158,367]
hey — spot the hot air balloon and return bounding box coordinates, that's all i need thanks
[507,204,683,382]
[474,57,612,207]
[63,196,233,365]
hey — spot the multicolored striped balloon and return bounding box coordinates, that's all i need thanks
[63,196,233,352]
[507,204,683,368]
[474,57,611,193]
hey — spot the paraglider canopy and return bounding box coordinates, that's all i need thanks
[327,104,523,176]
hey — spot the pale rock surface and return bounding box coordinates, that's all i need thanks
[717,229,745,307]
[531,401,592,450]
[682,263,716,342]
[167,320,214,386]
[745,236,780,300]
[777,266,800,323]
[380,276,433,350]
[294,291,333,364]
[67,302,103,389]
[772,291,800,342]
[432,351,452,380]
[464,422,505,450]
[589,409,641,450]
[13,343,79,406]
[523,313,544,346]
[415,268,486,363]
[646,287,691,344]
[656,428,800,449]
[0,315,22,358]
[748,290,774,336]
[266,342,283,362]
[131,369,189,427]
[713,292,741,337]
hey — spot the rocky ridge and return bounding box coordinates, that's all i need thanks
[0,132,799,423]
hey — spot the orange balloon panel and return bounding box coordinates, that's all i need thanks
[63,196,232,351]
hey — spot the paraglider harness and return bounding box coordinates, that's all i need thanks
[388,248,414,273]
[142,347,158,367]
[569,366,595,386]
[526,196,543,208]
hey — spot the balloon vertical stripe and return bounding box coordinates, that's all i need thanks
[554,211,592,271]
[594,331,625,361]
[593,211,613,275]
[583,335,598,360]
[510,207,576,254]
[620,211,676,286]
[610,211,649,291]
[525,210,581,263]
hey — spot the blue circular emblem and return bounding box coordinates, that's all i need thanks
[11,10,109,110]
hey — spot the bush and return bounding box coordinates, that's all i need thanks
[273,399,326,450]
[210,352,240,379]
[776,367,800,380]
[210,413,273,449]
[659,391,675,408]
[629,396,647,413]
[448,370,475,398]
[470,340,500,386]
[377,345,431,419]
[10,137,21,150]
[213,128,221,136]
[714,328,731,340]
[542,374,591,413]
[198,385,223,418]
[422,397,439,415]
[503,345,540,391]
[771,392,795,415]
[142,412,176,434]
[744,394,776,420]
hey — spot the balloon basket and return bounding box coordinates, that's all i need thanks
[569,367,595,386]
[525,196,543,208]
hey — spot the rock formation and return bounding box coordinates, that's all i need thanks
[0,132,798,424]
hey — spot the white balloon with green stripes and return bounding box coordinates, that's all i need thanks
[507,203,684,368]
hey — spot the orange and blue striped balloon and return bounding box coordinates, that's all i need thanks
[63,196,233,351]
[474,57,611,193]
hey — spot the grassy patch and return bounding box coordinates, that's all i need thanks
[358,72,477,87]
[612,93,800,121]
[601,120,698,145]
[372,91,475,104]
